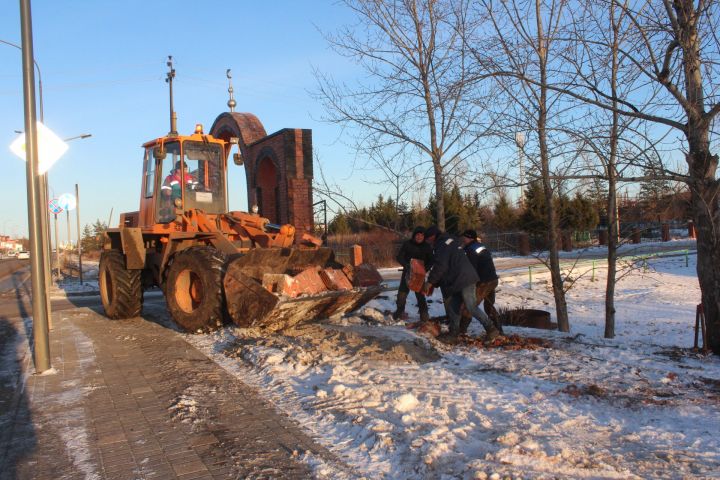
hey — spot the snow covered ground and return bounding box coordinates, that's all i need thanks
[184,251,720,479]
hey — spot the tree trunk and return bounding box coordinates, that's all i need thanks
[604,0,620,339]
[433,158,446,231]
[672,0,720,354]
[535,0,569,332]
[690,174,720,353]
[605,170,618,338]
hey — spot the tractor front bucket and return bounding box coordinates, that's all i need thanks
[223,248,383,331]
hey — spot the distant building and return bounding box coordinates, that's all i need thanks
[0,235,22,253]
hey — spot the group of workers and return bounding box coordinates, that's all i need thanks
[394,225,502,345]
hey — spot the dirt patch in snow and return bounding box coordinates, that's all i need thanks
[227,322,441,366]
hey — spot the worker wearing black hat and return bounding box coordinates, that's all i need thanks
[393,226,433,322]
[460,229,501,335]
[422,225,501,344]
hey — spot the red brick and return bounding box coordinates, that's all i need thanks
[319,269,354,291]
[350,264,383,287]
[291,267,328,295]
[408,259,426,292]
[261,274,294,294]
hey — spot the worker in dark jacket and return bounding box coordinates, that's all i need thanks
[422,226,501,344]
[393,226,433,322]
[459,229,501,335]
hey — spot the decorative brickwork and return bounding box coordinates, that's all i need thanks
[210,113,314,242]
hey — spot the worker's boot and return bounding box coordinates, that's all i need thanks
[437,332,459,345]
[393,291,408,320]
[483,325,502,345]
[438,321,460,345]
[459,315,472,335]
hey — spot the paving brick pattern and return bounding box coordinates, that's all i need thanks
[0,304,340,479]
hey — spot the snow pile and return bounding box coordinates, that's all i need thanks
[185,252,720,479]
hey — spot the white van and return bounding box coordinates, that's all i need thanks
[17,251,30,259]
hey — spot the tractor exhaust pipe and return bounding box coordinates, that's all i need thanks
[166,55,177,136]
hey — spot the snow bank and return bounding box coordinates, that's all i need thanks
[184,252,720,479]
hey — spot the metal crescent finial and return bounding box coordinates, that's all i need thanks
[226,68,236,112]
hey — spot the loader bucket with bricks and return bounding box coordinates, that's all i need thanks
[224,248,383,331]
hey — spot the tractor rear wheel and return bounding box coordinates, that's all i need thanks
[99,250,143,319]
[165,247,226,333]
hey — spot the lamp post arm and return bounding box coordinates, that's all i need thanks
[0,38,43,122]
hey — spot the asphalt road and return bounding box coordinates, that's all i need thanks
[0,259,165,319]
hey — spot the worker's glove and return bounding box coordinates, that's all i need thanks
[421,281,433,296]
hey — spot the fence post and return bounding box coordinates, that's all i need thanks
[598,229,608,246]
[351,244,363,267]
[517,232,530,256]
[528,265,533,290]
[685,249,689,267]
[661,223,670,242]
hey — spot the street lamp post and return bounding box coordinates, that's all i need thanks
[2,35,52,334]
[18,0,51,373]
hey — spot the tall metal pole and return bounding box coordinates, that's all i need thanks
[75,184,83,284]
[54,213,59,274]
[19,0,50,372]
[66,209,71,272]
[166,55,177,136]
[66,210,71,248]
[1,37,53,319]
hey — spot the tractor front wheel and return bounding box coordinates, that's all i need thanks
[165,247,226,333]
[99,250,143,319]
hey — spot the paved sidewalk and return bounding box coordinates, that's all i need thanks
[0,302,341,479]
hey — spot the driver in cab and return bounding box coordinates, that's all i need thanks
[161,160,198,200]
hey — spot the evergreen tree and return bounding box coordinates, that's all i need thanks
[519,181,548,234]
[329,213,352,235]
[639,166,673,221]
[493,194,519,231]
[81,220,109,252]
[565,193,599,232]
[428,185,479,234]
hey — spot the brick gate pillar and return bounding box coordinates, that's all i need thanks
[209,113,315,243]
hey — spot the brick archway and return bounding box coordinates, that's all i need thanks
[255,155,280,223]
[209,112,315,241]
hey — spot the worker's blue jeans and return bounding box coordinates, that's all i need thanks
[446,284,492,334]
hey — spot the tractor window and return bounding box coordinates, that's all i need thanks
[157,142,182,223]
[144,148,155,198]
[181,142,225,214]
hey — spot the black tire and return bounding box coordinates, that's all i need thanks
[165,247,226,333]
[99,250,143,319]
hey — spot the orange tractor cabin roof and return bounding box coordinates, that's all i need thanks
[141,131,227,149]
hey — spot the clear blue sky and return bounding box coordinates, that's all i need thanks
[0,0,383,240]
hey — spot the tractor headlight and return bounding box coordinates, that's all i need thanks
[174,198,182,208]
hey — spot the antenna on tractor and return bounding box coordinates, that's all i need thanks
[166,55,178,136]
[226,69,236,112]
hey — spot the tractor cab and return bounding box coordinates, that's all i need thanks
[141,126,227,226]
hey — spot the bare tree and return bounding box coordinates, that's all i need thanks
[560,0,720,351]
[314,0,487,230]
[476,0,573,331]
[473,0,720,352]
